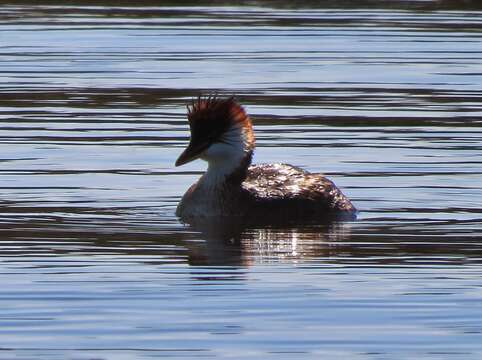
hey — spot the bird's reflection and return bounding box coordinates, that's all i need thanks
[0,202,353,268]
[2,209,481,270]
[184,216,353,266]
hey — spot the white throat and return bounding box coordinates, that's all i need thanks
[198,125,250,189]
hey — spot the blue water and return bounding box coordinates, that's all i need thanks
[1,3,482,359]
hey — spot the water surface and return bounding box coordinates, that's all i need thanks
[1,3,482,359]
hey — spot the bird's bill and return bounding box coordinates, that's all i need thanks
[175,141,209,167]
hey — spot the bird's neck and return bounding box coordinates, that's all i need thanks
[199,124,254,190]
[201,151,253,190]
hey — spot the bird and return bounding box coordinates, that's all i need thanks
[175,96,356,223]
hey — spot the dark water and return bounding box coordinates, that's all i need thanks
[1,3,482,359]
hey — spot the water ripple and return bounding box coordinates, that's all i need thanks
[1,3,482,359]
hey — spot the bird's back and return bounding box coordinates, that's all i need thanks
[241,163,356,220]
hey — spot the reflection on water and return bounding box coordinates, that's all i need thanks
[1,2,482,359]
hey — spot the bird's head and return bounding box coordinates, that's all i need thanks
[175,96,255,167]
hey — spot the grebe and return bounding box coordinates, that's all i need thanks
[175,96,356,222]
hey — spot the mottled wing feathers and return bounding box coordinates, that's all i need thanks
[243,163,356,217]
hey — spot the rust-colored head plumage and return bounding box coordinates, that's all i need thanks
[175,96,254,167]
[187,95,251,135]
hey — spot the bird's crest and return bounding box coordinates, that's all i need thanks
[187,95,250,130]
